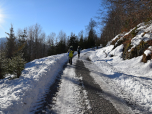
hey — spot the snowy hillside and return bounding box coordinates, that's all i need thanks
[108,20,152,63]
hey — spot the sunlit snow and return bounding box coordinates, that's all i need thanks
[0,22,152,114]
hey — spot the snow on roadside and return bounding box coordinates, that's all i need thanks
[88,45,152,114]
[0,53,68,114]
[0,48,92,114]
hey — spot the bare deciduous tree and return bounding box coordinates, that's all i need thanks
[98,0,152,46]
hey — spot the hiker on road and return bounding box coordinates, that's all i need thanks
[68,46,74,65]
[77,46,81,58]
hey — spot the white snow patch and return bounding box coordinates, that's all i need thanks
[144,50,151,56]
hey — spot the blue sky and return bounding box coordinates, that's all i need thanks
[0,0,102,38]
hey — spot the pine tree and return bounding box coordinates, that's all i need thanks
[5,25,17,59]
[68,33,78,51]
[88,28,95,48]
[0,51,7,79]
[27,26,35,62]
[78,31,84,49]
[8,53,26,78]
[17,29,28,61]
[87,19,96,48]
[5,26,26,78]
[47,32,56,56]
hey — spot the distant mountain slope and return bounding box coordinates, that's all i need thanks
[0,38,19,46]
[0,38,7,45]
[108,20,152,63]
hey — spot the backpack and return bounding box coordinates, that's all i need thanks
[77,48,81,53]
[69,50,73,58]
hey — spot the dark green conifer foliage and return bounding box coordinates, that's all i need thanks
[87,18,96,48]
[68,33,78,51]
[17,29,28,61]
[56,40,67,54]
[0,52,7,79]
[4,26,26,79]
[79,37,84,49]
[7,58,14,74]
[5,25,17,59]
[83,37,88,49]
[88,28,95,48]
[55,31,67,54]
[47,43,56,56]
[8,53,26,78]
[78,31,84,49]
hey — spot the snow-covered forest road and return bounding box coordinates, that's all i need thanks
[1,47,152,114]
[32,51,133,114]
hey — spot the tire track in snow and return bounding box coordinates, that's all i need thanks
[75,59,120,114]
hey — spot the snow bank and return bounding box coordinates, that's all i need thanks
[131,23,152,49]
[89,45,152,113]
[144,50,151,56]
[0,53,68,114]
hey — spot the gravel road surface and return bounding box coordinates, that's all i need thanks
[75,59,120,114]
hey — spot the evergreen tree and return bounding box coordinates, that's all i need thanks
[88,28,95,48]
[17,29,28,61]
[27,26,35,62]
[13,53,26,78]
[8,53,26,78]
[33,24,42,59]
[55,31,67,54]
[79,37,84,49]
[56,39,67,54]
[47,32,56,56]
[47,45,56,56]
[5,25,26,78]
[39,33,46,58]
[87,18,96,48]
[83,37,88,49]
[68,33,78,51]
[5,25,17,58]
[78,30,84,49]
[0,52,7,79]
